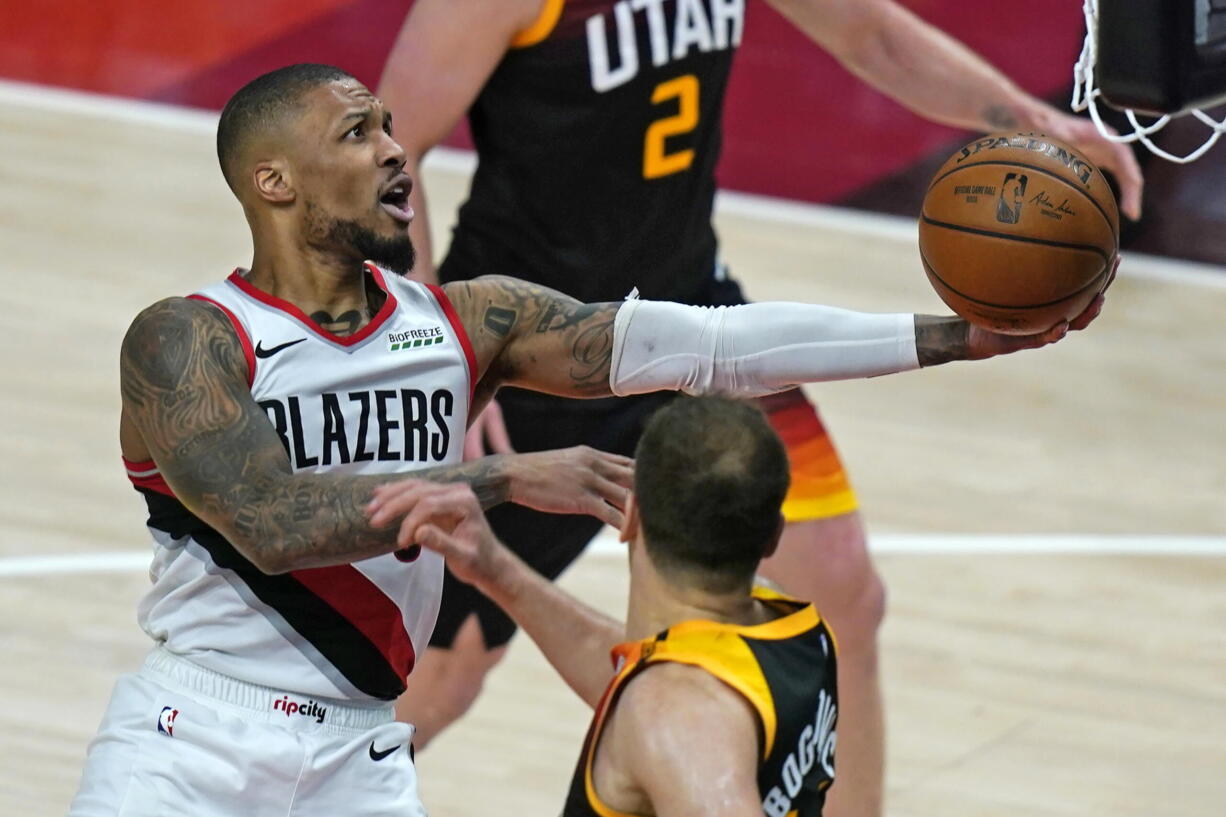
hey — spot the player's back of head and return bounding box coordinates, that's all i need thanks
[634,396,790,593]
[216,63,355,194]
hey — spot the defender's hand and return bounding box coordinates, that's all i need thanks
[463,400,514,460]
[369,481,507,587]
[1036,111,1144,221]
[506,446,633,528]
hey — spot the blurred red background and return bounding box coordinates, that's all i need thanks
[3,0,1221,262]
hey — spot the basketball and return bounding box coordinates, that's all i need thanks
[918,132,1119,334]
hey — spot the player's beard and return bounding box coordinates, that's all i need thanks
[307,202,416,276]
[331,218,416,276]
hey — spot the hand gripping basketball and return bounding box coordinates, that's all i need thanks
[962,255,1115,360]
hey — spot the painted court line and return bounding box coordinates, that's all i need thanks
[1,78,1223,290]
[587,531,1226,557]
[0,551,152,577]
[1,535,1222,578]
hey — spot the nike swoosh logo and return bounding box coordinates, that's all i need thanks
[369,741,400,761]
[254,338,307,358]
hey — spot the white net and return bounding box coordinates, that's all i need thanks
[1072,0,1226,162]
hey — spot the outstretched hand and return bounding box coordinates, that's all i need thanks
[368,445,633,531]
[505,445,634,528]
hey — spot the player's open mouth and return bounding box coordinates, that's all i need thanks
[379,177,413,224]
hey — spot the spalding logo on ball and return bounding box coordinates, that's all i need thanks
[919,133,1119,335]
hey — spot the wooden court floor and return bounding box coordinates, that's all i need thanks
[0,83,1223,816]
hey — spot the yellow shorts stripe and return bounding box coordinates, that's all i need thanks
[760,391,858,522]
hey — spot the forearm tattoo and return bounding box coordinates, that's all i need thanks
[982,104,1020,130]
[914,315,970,367]
[120,298,510,572]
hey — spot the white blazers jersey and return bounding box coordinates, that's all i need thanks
[123,264,475,702]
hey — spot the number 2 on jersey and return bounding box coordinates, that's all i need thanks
[643,75,699,179]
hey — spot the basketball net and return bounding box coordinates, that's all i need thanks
[1072,0,1226,162]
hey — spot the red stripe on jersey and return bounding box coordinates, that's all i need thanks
[225,265,398,348]
[187,294,255,388]
[289,565,416,680]
[122,456,174,496]
[425,283,478,404]
[122,456,157,474]
[130,473,175,496]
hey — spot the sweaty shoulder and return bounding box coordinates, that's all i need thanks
[619,661,760,734]
[599,662,763,815]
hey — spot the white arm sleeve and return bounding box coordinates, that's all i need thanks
[609,299,920,397]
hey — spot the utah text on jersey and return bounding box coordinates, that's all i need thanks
[587,0,745,91]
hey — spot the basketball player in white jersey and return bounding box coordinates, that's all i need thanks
[70,63,1106,816]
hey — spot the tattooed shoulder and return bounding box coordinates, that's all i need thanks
[120,297,247,408]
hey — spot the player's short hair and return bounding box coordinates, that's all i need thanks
[216,63,355,192]
[634,396,790,592]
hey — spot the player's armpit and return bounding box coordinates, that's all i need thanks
[603,663,765,817]
[119,298,512,574]
[441,276,621,398]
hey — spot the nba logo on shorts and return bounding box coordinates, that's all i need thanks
[157,706,178,736]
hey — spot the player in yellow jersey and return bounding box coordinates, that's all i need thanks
[369,396,844,816]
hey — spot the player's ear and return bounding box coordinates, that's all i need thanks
[619,494,640,544]
[760,513,785,560]
[253,160,295,204]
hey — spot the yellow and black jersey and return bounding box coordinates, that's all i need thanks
[561,586,838,817]
[439,0,743,305]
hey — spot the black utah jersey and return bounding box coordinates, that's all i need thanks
[440,0,745,304]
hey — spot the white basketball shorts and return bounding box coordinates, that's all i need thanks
[68,648,425,817]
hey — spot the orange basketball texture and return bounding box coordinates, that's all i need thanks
[919,133,1119,334]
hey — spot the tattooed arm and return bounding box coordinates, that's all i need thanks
[119,297,543,574]
[441,275,1107,398]
[913,289,1108,366]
